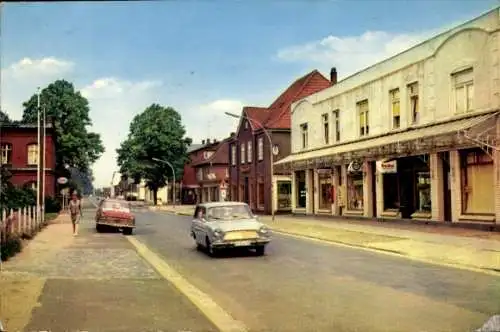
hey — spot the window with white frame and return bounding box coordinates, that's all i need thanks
[390,89,400,129]
[27,143,38,165]
[322,113,329,144]
[300,123,308,149]
[357,100,369,137]
[240,143,245,164]
[408,82,419,124]
[332,110,340,142]
[247,141,252,163]
[231,145,236,166]
[1,143,12,164]
[453,68,474,114]
[257,137,264,161]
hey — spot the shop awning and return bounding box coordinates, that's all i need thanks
[276,110,499,167]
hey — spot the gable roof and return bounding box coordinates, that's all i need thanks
[264,70,331,129]
[192,138,230,167]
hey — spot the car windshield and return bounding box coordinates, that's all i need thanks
[102,201,130,212]
[205,205,252,221]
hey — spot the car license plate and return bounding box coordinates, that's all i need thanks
[234,240,251,246]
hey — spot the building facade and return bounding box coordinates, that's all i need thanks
[0,123,56,197]
[192,139,230,202]
[277,8,500,225]
[229,70,333,214]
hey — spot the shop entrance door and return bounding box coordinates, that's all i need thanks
[441,152,452,222]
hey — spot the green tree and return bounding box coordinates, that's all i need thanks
[0,110,11,124]
[117,103,192,204]
[21,80,105,172]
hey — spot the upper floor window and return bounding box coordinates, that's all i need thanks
[247,141,252,163]
[408,82,419,124]
[197,168,203,181]
[203,151,213,160]
[27,143,38,165]
[357,100,369,137]
[322,113,329,144]
[453,68,474,114]
[390,89,400,129]
[332,110,340,142]
[231,145,236,166]
[1,143,12,165]
[244,121,249,129]
[257,137,264,161]
[300,123,308,149]
[240,143,246,164]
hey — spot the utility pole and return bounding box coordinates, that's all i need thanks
[36,88,41,225]
[42,105,46,224]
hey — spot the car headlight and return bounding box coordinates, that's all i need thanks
[213,228,224,238]
[258,226,270,235]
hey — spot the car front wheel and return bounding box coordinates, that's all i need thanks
[206,237,218,257]
[255,246,265,256]
[123,228,133,235]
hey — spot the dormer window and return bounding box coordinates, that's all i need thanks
[203,151,214,160]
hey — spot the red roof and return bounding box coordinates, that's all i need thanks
[264,70,331,129]
[243,106,268,130]
[192,139,230,166]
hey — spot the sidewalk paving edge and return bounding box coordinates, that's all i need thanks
[273,229,500,277]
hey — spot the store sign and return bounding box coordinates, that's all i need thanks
[376,160,397,173]
[317,168,332,174]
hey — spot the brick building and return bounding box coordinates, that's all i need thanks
[228,70,333,214]
[1,123,56,197]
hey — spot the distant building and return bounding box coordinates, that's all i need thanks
[0,123,56,197]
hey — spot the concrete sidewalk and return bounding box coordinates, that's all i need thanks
[0,210,216,332]
[154,205,500,274]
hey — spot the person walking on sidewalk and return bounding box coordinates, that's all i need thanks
[68,192,82,236]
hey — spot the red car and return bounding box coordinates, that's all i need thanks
[95,199,135,235]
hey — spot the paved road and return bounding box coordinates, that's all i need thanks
[132,209,500,332]
[7,207,217,332]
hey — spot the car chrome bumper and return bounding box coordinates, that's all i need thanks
[212,238,270,248]
[97,222,135,228]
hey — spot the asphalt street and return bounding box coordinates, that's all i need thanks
[131,209,500,332]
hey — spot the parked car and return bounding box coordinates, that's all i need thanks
[95,199,135,235]
[190,201,271,256]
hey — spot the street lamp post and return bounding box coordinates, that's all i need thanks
[36,88,41,226]
[224,111,275,221]
[152,158,176,208]
[110,171,117,198]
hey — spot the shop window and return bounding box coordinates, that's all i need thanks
[408,82,419,124]
[295,170,306,208]
[318,171,332,210]
[357,100,369,137]
[347,172,363,210]
[257,137,264,161]
[390,89,400,129]
[231,145,236,166]
[332,110,340,142]
[240,143,245,164]
[1,143,12,164]
[300,123,308,149]
[258,182,265,207]
[247,141,252,163]
[383,173,399,210]
[27,143,38,165]
[416,172,431,212]
[453,68,474,114]
[460,149,494,214]
[322,113,329,144]
[277,181,292,210]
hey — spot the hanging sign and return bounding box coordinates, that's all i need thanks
[376,160,397,173]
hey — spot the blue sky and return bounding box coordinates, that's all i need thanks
[1,0,497,187]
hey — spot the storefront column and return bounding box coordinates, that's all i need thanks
[449,150,462,222]
[430,153,445,222]
[375,170,384,218]
[363,161,374,217]
[340,164,348,213]
[495,117,500,224]
[332,168,340,215]
[291,171,297,211]
[306,169,314,214]
[313,170,320,214]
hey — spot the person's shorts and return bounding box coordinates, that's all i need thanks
[71,214,81,224]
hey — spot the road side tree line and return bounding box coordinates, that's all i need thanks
[116,104,192,205]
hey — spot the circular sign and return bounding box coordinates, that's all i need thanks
[272,144,280,156]
[57,177,68,185]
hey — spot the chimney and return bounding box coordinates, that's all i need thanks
[213,138,218,143]
[230,132,235,137]
[330,67,337,85]
[207,138,211,144]
[202,139,205,144]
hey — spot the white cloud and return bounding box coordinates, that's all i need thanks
[276,28,440,79]
[1,57,75,119]
[82,77,163,187]
[183,99,245,143]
